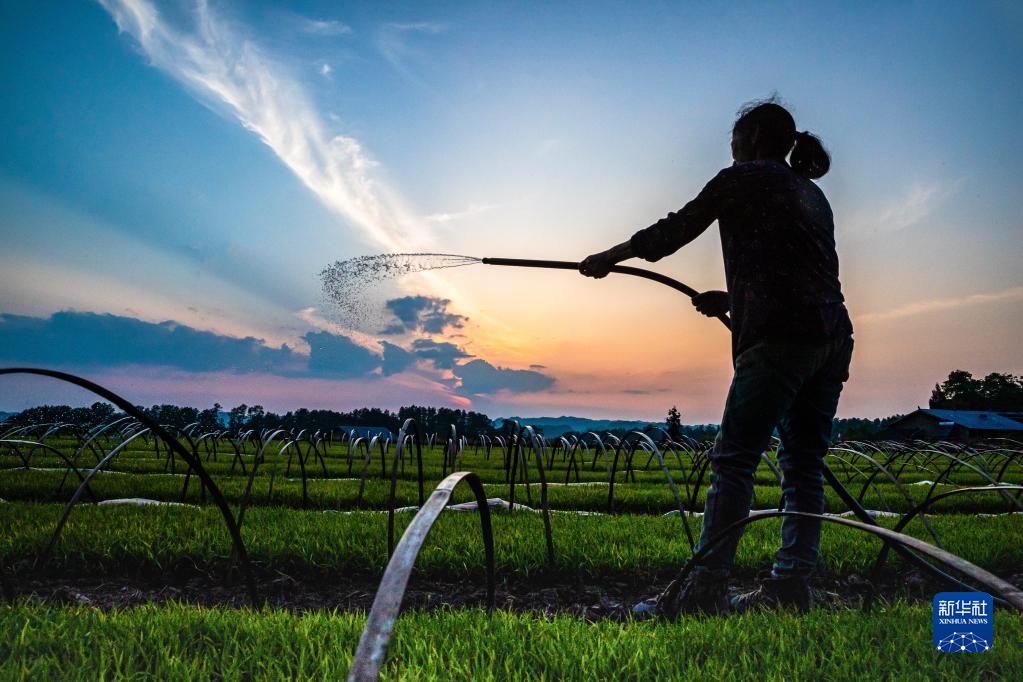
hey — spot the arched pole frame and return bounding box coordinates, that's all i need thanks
[236,429,287,529]
[38,427,153,568]
[829,446,944,547]
[69,415,134,469]
[0,439,93,497]
[662,509,1023,614]
[517,424,555,565]
[0,368,258,604]
[820,464,1020,599]
[348,471,495,682]
[866,485,1023,608]
[386,418,426,555]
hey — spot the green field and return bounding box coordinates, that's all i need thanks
[1,435,1021,679]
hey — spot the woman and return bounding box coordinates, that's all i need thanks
[580,99,853,616]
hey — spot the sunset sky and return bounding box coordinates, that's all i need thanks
[1,1,1021,422]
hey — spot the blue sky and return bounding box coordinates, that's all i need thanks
[1,1,1020,420]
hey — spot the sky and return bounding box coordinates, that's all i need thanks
[1,0,1021,422]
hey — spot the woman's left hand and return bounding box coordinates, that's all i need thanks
[692,290,729,317]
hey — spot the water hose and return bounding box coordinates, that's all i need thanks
[480,257,732,329]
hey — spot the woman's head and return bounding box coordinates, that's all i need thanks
[731,98,830,179]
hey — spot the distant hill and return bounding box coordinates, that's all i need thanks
[494,416,658,438]
[0,411,13,422]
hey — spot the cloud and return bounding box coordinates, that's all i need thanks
[0,310,556,394]
[847,179,963,239]
[0,311,301,374]
[320,62,333,77]
[619,388,669,395]
[410,339,469,370]
[304,330,380,377]
[856,286,1023,324]
[455,359,555,395]
[877,184,939,233]
[386,21,447,33]
[424,203,498,225]
[535,138,563,157]
[376,21,446,84]
[295,306,335,333]
[381,296,467,335]
[0,310,376,379]
[299,18,353,36]
[98,0,429,251]
[380,341,416,376]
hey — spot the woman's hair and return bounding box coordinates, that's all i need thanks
[733,97,830,179]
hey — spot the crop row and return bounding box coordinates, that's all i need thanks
[2,502,1021,582]
[2,467,1019,517]
[4,449,1015,495]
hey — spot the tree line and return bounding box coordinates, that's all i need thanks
[929,371,1023,412]
[0,401,495,436]
[4,370,1017,439]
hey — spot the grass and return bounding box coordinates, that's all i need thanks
[2,602,1020,680]
[2,464,1020,515]
[5,440,1017,488]
[2,502,1021,582]
[2,440,1020,680]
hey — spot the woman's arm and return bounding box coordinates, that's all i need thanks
[630,189,718,263]
[580,170,725,279]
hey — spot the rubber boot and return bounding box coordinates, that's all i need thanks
[632,571,730,620]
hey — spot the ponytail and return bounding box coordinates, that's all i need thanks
[790,130,830,179]
[734,98,832,179]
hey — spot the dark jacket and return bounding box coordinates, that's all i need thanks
[630,159,853,358]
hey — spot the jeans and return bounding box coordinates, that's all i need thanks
[692,334,853,580]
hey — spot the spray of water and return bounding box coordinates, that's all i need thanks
[320,253,481,326]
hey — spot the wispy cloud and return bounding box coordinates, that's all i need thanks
[846,179,963,239]
[295,306,337,333]
[877,183,939,233]
[299,18,353,36]
[98,0,429,251]
[856,286,1023,323]
[387,22,446,33]
[376,21,446,85]
[424,203,498,224]
[319,62,332,77]
[535,138,563,157]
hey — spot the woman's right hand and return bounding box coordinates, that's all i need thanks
[692,290,729,317]
[579,251,615,279]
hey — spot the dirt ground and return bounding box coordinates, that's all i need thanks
[14,566,1012,620]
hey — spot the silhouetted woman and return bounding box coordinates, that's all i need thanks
[580,99,853,615]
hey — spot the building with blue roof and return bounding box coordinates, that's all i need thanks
[879,409,1023,441]
[338,425,395,441]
